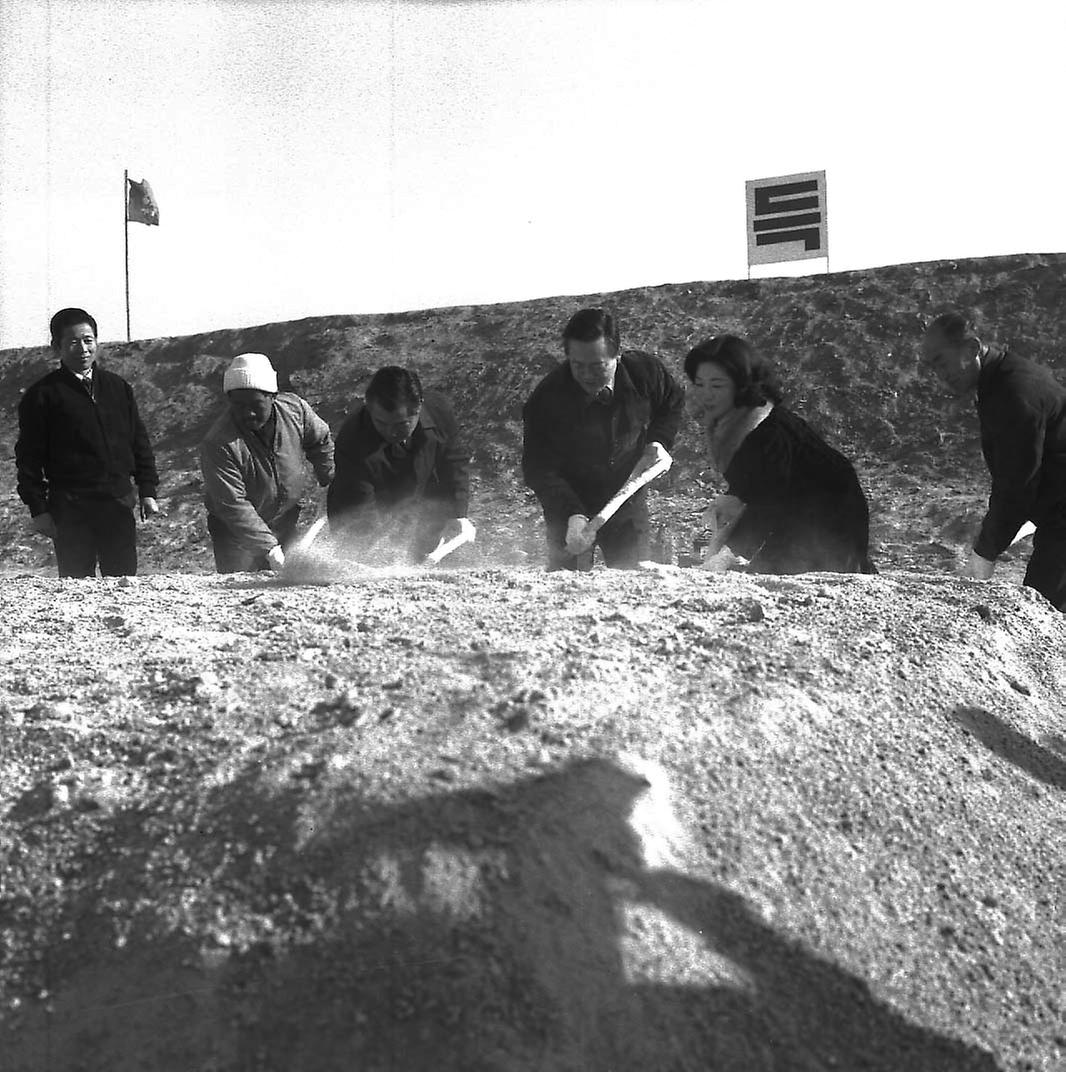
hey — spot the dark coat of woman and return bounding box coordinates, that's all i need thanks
[723,406,874,575]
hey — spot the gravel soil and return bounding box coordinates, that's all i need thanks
[1,565,1063,1071]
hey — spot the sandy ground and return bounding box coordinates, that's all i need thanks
[1,563,1063,1071]
[2,253,1064,1068]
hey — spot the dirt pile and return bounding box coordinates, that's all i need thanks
[1,568,1063,1070]
[1,255,1064,1069]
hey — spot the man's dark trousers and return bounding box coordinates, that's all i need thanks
[50,490,137,578]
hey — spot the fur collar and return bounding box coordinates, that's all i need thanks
[706,403,774,475]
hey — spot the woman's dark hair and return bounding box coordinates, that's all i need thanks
[683,335,783,407]
[365,366,423,411]
[562,308,620,356]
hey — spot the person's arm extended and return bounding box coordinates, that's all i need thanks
[434,399,471,519]
[200,442,278,557]
[975,395,1047,560]
[326,415,377,533]
[300,399,335,486]
[646,360,685,451]
[521,395,584,518]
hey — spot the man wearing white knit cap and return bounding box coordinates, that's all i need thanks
[199,353,334,572]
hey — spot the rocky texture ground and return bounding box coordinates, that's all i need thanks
[1,254,1064,1069]
[1,569,1063,1070]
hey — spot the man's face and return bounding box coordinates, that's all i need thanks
[227,388,276,430]
[368,400,421,446]
[567,336,619,396]
[57,322,97,376]
[921,329,982,397]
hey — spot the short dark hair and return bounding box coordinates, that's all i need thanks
[365,366,423,411]
[562,308,620,356]
[683,335,783,407]
[50,308,98,351]
[926,311,974,346]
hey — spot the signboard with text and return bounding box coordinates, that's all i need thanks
[745,170,827,266]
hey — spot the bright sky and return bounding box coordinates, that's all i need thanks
[1,0,1063,348]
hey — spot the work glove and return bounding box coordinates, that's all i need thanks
[641,441,672,470]
[139,496,160,521]
[565,513,594,555]
[964,549,995,581]
[30,512,56,538]
[265,544,286,571]
[701,548,740,573]
[701,494,744,535]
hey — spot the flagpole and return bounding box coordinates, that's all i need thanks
[124,169,131,342]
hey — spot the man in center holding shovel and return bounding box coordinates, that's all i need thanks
[327,366,475,564]
[523,308,684,570]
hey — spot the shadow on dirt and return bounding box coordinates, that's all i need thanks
[952,705,1066,791]
[8,758,999,1071]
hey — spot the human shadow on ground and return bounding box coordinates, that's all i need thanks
[8,757,1002,1071]
[952,705,1066,791]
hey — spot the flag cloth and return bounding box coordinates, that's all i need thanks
[127,177,160,226]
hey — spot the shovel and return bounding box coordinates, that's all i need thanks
[425,525,475,565]
[566,449,673,555]
[1010,521,1036,546]
[288,515,329,559]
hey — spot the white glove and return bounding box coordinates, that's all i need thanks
[701,548,739,573]
[139,496,160,521]
[265,544,286,571]
[964,549,994,581]
[565,513,594,555]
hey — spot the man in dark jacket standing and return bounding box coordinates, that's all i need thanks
[16,307,159,577]
[327,366,474,563]
[922,311,1066,610]
[523,308,684,570]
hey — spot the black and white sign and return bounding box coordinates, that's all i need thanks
[745,171,827,266]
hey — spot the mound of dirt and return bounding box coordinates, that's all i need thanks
[2,255,1064,1069]
[1,568,1063,1070]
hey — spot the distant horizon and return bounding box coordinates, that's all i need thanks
[3,248,1062,354]
[3,2,1063,351]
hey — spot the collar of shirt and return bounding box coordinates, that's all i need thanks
[585,385,614,407]
[63,365,94,397]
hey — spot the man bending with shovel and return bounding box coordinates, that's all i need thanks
[523,308,684,570]
[328,367,475,565]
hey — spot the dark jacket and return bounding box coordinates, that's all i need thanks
[522,351,684,518]
[327,390,470,526]
[200,393,334,556]
[974,348,1066,560]
[725,406,873,574]
[15,364,158,515]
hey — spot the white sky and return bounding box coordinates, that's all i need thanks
[1,0,1063,348]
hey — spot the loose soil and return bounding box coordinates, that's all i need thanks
[1,254,1064,1070]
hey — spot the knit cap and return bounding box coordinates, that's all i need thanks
[223,353,278,394]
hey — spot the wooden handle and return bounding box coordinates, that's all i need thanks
[590,453,672,532]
